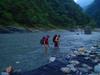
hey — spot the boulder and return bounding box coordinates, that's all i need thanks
[94,63,100,73]
[60,67,71,73]
[49,57,56,62]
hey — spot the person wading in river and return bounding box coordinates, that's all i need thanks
[53,34,60,48]
[44,35,49,55]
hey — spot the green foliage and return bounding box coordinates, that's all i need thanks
[86,0,100,28]
[0,0,94,28]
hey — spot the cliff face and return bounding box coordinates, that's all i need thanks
[86,0,100,27]
[0,0,93,29]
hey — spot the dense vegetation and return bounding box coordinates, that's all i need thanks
[86,0,100,28]
[0,0,95,29]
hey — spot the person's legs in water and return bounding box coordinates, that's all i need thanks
[44,44,48,55]
[54,42,58,48]
[44,35,49,55]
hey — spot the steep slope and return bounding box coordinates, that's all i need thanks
[0,0,94,29]
[86,0,100,27]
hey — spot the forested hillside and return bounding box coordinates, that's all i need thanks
[0,0,95,29]
[86,0,100,28]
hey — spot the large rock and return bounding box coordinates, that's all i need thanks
[60,67,71,73]
[84,26,92,34]
[49,57,56,62]
[94,63,100,73]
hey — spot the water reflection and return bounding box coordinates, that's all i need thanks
[52,47,60,56]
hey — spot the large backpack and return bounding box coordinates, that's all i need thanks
[40,37,45,45]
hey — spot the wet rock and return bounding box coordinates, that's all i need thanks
[78,67,89,73]
[70,60,80,65]
[78,51,85,55]
[94,63,100,73]
[90,55,95,57]
[84,53,89,56]
[60,67,71,73]
[82,64,92,70]
[70,53,76,57]
[49,57,56,62]
[91,46,96,51]
[73,51,80,55]
[67,64,77,72]
[71,67,76,72]
[76,71,82,75]
[84,57,90,60]
[86,50,92,54]
[78,48,86,55]
[93,44,98,48]
[93,57,99,63]
[82,64,88,67]
[78,47,85,52]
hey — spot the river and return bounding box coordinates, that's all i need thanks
[0,30,100,72]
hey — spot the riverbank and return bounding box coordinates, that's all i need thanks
[0,26,32,33]
[0,26,69,34]
[94,28,100,32]
[0,26,100,34]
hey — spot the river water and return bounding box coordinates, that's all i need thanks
[0,30,100,72]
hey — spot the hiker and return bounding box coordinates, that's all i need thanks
[44,35,49,54]
[53,34,60,48]
[6,66,13,75]
[1,66,14,75]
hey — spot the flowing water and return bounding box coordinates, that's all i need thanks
[0,30,100,72]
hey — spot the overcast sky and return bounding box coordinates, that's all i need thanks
[74,0,94,7]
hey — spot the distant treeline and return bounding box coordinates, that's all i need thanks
[0,0,95,29]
